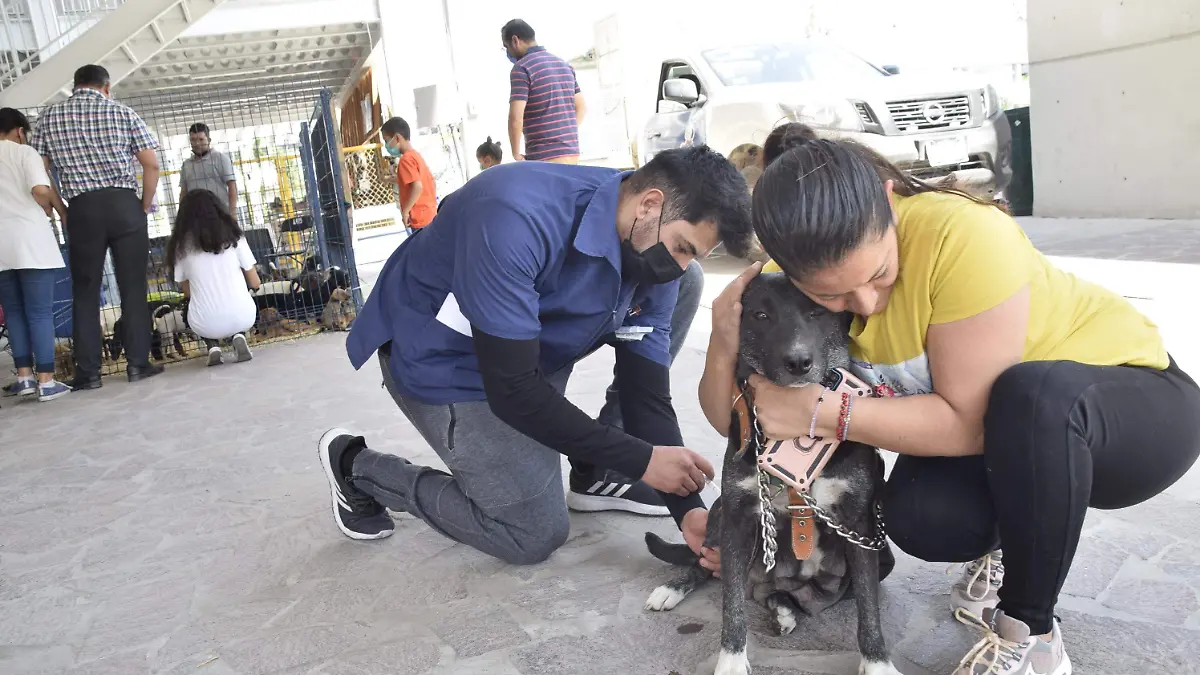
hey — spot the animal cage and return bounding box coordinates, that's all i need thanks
[8,83,361,380]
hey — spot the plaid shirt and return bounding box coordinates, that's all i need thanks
[30,88,158,200]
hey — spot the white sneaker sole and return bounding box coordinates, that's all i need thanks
[317,427,392,541]
[232,335,253,363]
[566,491,670,516]
[207,348,223,366]
[1053,650,1073,675]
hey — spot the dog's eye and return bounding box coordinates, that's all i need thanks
[753,311,769,321]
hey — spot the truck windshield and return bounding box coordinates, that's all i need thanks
[702,43,885,86]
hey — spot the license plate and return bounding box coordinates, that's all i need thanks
[924,137,969,167]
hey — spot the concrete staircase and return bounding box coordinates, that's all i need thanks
[0,0,227,108]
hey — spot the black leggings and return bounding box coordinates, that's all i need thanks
[882,357,1200,635]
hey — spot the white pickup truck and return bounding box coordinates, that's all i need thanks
[639,41,1013,196]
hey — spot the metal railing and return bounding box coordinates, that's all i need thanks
[0,0,127,91]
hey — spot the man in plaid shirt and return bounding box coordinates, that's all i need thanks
[31,64,164,388]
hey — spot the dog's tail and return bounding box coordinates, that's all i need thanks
[644,532,700,566]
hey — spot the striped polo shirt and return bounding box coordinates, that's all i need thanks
[509,46,581,161]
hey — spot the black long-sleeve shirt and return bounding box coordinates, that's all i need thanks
[474,328,705,526]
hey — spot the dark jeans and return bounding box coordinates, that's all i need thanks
[66,188,151,375]
[574,259,704,477]
[0,268,59,373]
[883,357,1200,634]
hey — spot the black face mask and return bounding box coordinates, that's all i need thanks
[620,211,686,285]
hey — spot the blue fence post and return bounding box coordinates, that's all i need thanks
[319,89,363,307]
[298,121,328,268]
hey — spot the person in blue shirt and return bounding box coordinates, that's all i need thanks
[317,147,753,566]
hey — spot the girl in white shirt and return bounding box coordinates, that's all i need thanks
[166,189,261,366]
[0,108,70,402]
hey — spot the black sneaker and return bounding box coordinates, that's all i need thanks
[317,428,395,540]
[566,468,670,517]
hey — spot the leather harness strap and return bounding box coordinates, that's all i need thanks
[732,387,753,460]
[788,489,816,560]
[731,380,823,561]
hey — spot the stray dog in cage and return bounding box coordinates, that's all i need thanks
[255,307,303,340]
[319,287,356,331]
[642,272,899,675]
[54,343,75,381]
[108,303,189,362]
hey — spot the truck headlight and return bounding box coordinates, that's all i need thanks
[981,85,1001,117]
[779,101,862,132]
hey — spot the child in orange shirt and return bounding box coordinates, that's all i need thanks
[382,117,438,231]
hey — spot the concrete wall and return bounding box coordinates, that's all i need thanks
[1028,0,1199,218]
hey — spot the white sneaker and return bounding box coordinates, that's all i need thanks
[207,346,224,366]
[953,607,1071,674]
[952,550,1004,616]
[232,333,253,363]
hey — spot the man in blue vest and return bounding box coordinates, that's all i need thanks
[318,147,752,565]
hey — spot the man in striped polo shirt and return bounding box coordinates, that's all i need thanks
[504,19,586,164]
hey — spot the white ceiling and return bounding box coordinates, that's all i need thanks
[118,21,378,137]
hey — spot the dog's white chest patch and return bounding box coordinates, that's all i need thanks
[809,477,850,511]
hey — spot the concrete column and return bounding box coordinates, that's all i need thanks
[1028,0,1199,218]
[24,0,59,55]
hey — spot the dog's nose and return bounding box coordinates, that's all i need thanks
[784,350,814,376]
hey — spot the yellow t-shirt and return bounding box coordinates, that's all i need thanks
[762,191,1167,397]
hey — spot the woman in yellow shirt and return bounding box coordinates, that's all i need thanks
[699,123,1200,675]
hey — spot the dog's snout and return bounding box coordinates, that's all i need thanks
[784,348,814,376]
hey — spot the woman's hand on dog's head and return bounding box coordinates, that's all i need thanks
[710,261,764,363]
[748,375,838,440]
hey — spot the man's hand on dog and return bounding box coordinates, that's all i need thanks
[710,261,764,361]
[748,375,839,439]
[643,446,715,497]
[682,509,721,577]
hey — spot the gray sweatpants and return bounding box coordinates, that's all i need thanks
[353,345,573,564]
[351,261,704,564]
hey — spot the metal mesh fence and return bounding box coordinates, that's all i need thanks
[5,81,358,381]
[342,143,395,210]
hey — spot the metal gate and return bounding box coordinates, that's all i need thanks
[303,89,363,307]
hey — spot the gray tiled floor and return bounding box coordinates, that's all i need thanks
[3,217,1200,674]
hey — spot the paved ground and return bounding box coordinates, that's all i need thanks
[3,217,1200,675]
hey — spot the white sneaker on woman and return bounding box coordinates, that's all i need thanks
[952,550,1004,616]
[953,607,1071,674]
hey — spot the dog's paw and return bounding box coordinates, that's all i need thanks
[644,585,686,612]
[714,649,751,675]
[773,605,797,635]
[858,659,903,675]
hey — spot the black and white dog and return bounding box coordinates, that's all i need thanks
[644,272,900,675]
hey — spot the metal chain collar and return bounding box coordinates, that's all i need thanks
[789,493,888,552]
[748,398,887,568]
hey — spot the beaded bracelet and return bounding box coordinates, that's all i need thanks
[808,391,826,438]
[838,394,856,441]
[835,392,851,440]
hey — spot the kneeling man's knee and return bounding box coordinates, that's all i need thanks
[503,511,570,565]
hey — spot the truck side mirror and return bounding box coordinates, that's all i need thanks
[662,78,700,106]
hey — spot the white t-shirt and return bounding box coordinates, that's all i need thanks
[0,140,64,271]
[174,237,257,339]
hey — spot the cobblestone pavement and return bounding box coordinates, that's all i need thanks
[3,217,1200,675]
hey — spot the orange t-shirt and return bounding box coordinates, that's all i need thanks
[397,149,438,229]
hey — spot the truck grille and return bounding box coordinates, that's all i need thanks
[854,102,876,125]
[886,96,971,131]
